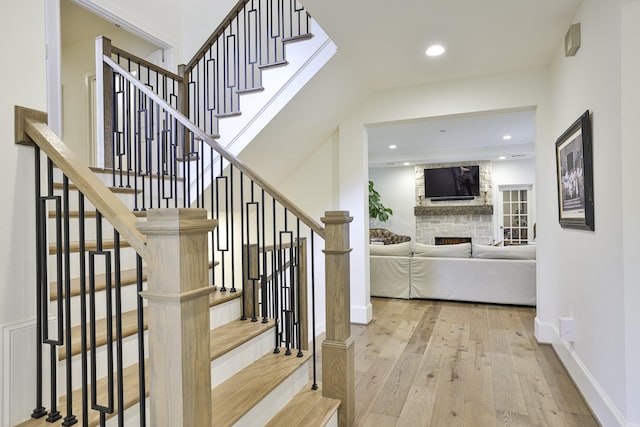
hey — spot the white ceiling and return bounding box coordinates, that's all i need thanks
[241,0,581,179]
[367,109,536,168]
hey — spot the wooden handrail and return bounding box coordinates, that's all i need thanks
[103,55,326,239]
[15,106,148,258]
[110,44,184,83]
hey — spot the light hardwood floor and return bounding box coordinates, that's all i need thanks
[326,297,599,427]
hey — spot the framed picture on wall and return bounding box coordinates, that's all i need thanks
[555,110,594,230]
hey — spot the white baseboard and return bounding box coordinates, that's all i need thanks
[2,319,37,427]
[534,317,629,427]
[351,302,372,325]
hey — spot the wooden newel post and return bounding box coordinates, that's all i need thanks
[321,211,355,427]
[136,209,217,427]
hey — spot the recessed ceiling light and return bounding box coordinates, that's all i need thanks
[503,135,512,140]
[388,144,397,149]
[425,44,445,57]
[498,156,507,160]
[403,162,410,166]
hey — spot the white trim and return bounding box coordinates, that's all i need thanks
[45,0,62,136]
[68,0,171,49]
[2,319,38,427]
[351,302,372,325]
[536,318,630,427]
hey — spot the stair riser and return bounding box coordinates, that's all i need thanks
[50,283,144,328]
[58,333,148,393]
[210,298,241,329]
[212,327,275,388]
[46,217,117,245]
[51,296,244,400]
[232,360,310,427]
[47,248,141,281]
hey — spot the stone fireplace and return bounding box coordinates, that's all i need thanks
[415,161,494,245]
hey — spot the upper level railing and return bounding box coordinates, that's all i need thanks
[183,0,311,137]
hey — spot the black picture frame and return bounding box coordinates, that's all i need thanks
[555,110,594,230]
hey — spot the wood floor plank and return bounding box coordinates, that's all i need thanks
[536,344,594,416]
[359,298,599,427]
[463,339,496,427]
[264,382,340,427]
[428,305,469,427]
[370,352,422,417]
[488,307,528,417]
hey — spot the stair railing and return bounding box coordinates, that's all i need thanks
[98,47,355,424]
[17,102,355,426]
[182,0,311,138]
[16,106,150,426]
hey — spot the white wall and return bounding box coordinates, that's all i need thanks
[61,26,159,163]
[180,0,237,63]
[0,1,47,425]
[368,167,415,240]
[492,158,535,186]
[620,1,640,424]
[338,68,550,324]
[276,131,340,334]
[536,1,636,426]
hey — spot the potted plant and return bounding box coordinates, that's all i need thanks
[368,180,393,223]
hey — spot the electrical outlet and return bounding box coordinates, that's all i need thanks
[559,317,575,342]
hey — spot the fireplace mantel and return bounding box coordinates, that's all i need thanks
[414,205,494,216]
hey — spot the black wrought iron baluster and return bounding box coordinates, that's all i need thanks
[42,158,63,422]
[31,146,47,420]
[261,189,268,323]
[62,176,78,426]
[272,198,279,353]
[78,194,90,425]
[295,219,303,357]
[209,147,215,288]
[113,232,124,427]
[230,164,237,292]
[125,74,132,190]
[136,254,146,426]
[310,231,318,390]
[89,213,114,426]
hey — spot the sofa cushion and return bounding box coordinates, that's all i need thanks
[369,241,412,256]
[472,244,536,260]
[413,242,471,258]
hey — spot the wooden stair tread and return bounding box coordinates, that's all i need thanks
[211,349,311,426]
[48,239,132,254]
[88,166,185,182]
[14,360,149,427]
[60,289,242,360]
[211,318,275,360]
[53,182,142,195]
[265,382,340,427]
[50,267,146,300]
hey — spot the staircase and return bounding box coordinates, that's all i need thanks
[10,0,353,425]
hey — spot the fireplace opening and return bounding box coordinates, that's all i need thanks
[435,237,472,245]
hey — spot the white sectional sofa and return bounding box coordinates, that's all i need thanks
[369,242,536,306]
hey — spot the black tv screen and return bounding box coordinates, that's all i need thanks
[424,166,480,200]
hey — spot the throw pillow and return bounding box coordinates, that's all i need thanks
[369,241,412,256]
[472,244,536,260]
[413,242,471,258]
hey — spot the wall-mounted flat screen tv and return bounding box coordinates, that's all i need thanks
[424,165,480,201]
